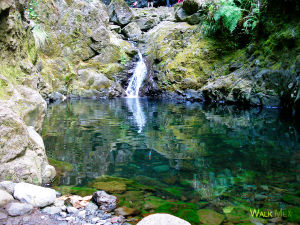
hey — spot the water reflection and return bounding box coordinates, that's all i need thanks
[125,97,146,133]
[42,99,299,192]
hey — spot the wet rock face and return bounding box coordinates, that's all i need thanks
[201,68,299,108]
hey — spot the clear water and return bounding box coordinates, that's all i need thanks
[42,98,300,207]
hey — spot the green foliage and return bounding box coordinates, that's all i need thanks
[201,0,262,36]
[28,0,38,20]
[214,0,242,33]
[120,53,130,65]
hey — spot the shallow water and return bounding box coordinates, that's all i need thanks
[42,98,300,209]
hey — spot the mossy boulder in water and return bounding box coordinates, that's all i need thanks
[197,209,225,225]
[54,186,97,197]
[91,181,126,194]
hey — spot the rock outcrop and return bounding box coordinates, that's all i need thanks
[0,82,55,184]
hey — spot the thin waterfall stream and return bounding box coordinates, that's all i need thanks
[125,51,147,98]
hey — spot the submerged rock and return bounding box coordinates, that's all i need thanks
[197,209,225,225]
[137,213,191,225]
[115,206,140,216]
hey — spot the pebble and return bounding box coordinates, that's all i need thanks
[42,206,61,215]
[67,206,79,214]
[60,212,67,217]
[92,217,100,223]
[0,212,8,220]
[78,210,86,219]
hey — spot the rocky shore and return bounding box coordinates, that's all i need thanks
[0,181,195,225]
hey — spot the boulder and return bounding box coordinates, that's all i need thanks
[137,213,191,225]
[135,17,160,31]
[175,8,189,22]
[108,0,133,26]
[14,183,57,207]
[0,102,55,184]
[5,202,33,216]
[77,69,111,90]
[0,190,14,206]
[92,191,117,212]
[122,22,142,41]
[182,0,203,15]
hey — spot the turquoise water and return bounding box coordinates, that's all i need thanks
[42,98,300,209]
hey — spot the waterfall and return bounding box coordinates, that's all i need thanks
[125,51,147,98]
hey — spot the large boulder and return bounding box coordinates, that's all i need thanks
[0,92,55,184]
[137,213,191,225]
[122,22,142,41]
[14,183,57,207]
[108,0,133,26]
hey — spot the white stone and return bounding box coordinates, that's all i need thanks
[14,183,56,207]
[0,189,13,206]
[42,206,61,215]
[67,206,79,214]
[78,210,86,219]
[137,213,191,225]
[6,202,33,216]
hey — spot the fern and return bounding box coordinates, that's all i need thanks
[214,0,242,33]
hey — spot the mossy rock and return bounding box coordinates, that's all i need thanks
[49,158,73,172]
[160,186,183,198]
[91,181,126,194]
[54,186,96,197]
[197,209,225,225]
[143,196,169,211]
[177,208,200,224]
[282,194,300,206]
[225,207,250,224]
[155,201,198,215]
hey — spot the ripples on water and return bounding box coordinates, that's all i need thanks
[42,98,299,202]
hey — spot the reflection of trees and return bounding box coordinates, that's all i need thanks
[42,99,299,186]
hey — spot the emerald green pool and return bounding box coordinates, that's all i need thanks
[42,98,300,223]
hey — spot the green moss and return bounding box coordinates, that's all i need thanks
[155,201,198,214]
[91,181,126,194]
[54,186,97,196]
[0,64,25,99]
[177,209,200,224]
[49,158,72,172]
[160,186,183,198]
